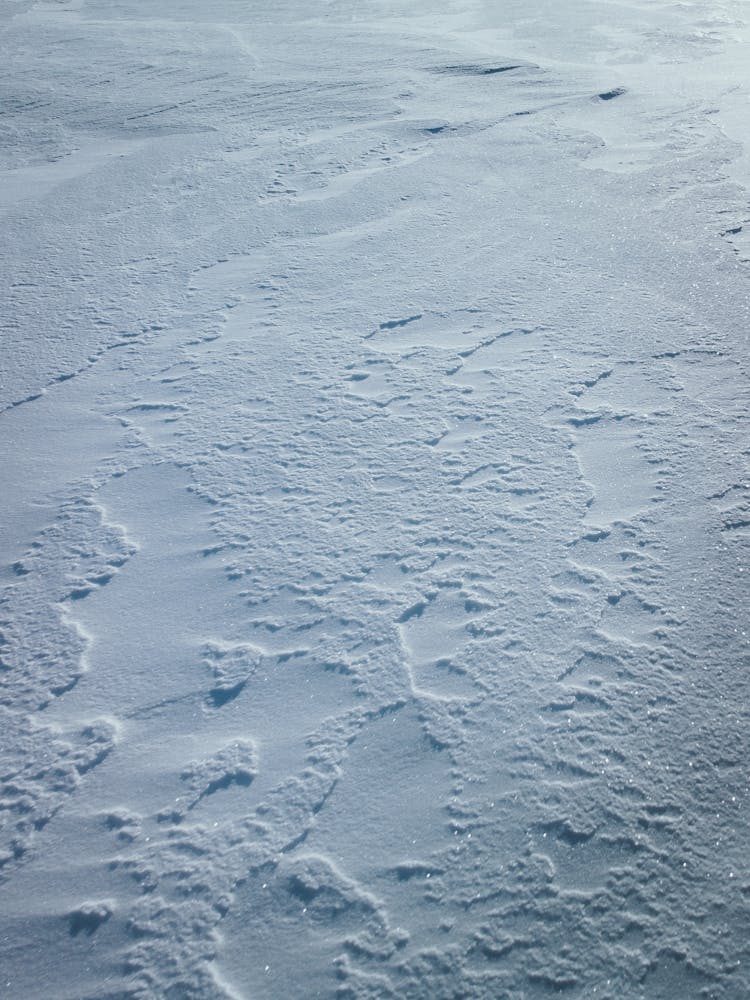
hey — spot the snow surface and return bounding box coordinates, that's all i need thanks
[1,0,750,997]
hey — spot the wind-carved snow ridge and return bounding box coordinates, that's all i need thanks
[0,495,135,875]
[2,0,750,996]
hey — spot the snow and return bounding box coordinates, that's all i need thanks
[1,0,749,997]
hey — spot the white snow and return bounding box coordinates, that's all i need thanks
[1,0,750,997]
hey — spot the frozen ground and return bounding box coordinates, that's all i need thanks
[1,0,750,997]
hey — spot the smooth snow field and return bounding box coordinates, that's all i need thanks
[1,0,750,997]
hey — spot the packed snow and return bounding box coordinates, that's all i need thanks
[1,0,749,997]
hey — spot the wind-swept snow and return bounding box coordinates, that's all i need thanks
[1,1,749,997]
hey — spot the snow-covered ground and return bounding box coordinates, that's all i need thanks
[2,0,750,997]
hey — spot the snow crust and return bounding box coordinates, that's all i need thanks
[1,0,750,997]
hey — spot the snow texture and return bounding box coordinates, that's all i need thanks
[1,0,749,997]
